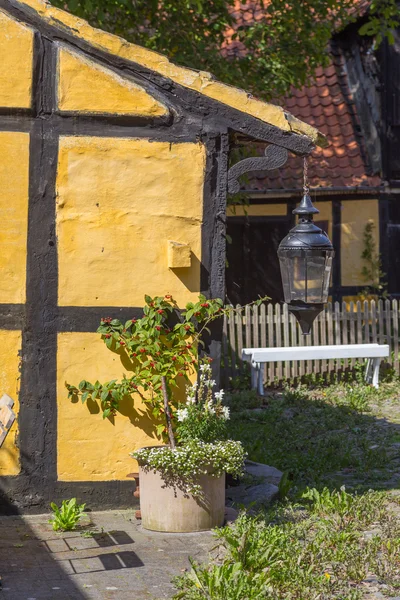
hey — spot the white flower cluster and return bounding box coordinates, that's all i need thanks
[176,407,189,422]
[131,439,246,498]
[177,361,230,423]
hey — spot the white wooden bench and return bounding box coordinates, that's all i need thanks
[242,344,390,395]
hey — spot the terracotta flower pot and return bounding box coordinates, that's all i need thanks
[139,465,225,533]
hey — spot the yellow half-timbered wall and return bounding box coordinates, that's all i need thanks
[0,10,206,482]
[0,0,322,508]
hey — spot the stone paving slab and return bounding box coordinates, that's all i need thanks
[0,510,212,600]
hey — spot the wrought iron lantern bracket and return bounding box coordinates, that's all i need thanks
[227,145,288,194]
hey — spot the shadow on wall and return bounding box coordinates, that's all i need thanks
[70,342,187,434]
[170,252,203,293]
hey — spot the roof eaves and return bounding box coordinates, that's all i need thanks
[5,0,326,148]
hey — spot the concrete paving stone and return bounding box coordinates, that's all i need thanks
[44,537,71,553]
[0,510,212,600]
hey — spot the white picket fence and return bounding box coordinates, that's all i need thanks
[221,299,400,386]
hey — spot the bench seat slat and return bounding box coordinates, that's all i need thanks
[243,344,389,363]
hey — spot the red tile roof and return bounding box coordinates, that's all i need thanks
[224,1,382,191]
[257,44,382,191]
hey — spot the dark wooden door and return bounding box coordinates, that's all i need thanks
[226,219,287,305]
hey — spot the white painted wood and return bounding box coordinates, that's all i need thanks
[243,344,389,362]
[372,358,381,388]
[243,344,389,395]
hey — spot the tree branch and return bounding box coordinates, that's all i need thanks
[161,376,176,449]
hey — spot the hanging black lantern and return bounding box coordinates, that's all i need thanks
[278,163,334,335]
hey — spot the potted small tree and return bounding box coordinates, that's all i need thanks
[66,294,253,532]
[133,361,245,531]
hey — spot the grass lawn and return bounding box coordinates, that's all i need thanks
[173,380,400,599]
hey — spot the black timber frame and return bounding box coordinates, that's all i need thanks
[0,0,315,512]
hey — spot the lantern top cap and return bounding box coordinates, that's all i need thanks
[293,193,319,216]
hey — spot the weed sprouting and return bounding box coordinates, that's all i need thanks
[173,381,400,599]
[49,498,86,532]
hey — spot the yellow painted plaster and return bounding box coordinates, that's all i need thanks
[0,330,22,476]
[0,10,34,108]
[56,136,205,306]
[57,332,165,480]
[0,132,29,303]
[10,0,325,146]
[341,199,379,287]
[57,45,168,117]
[227,203,287,217]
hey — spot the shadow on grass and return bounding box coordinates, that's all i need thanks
[227,383,400,493]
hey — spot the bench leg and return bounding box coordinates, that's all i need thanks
[257,363,264,396]
[251,362,257,391]
[364,359,373,385]
[372,358,381,389]
[364,358,381,388]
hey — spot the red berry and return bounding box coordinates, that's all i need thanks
[178,372,183,376]
[133,353,137,357]
[184,325,191,331]
[172,356,177,361]
[165,294,172,299]
[140,348,145,353]
[155,325,161,331]
[157,309,163,314]
[150,362,155,368]
[105,334,111,339]
[119,341,125,346]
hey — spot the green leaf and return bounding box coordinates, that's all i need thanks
[186,309,194,320]
[156,424,165,436]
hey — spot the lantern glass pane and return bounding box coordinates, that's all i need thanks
[322,251,334,301]
[278,254,293,304]
[279,248,334,305]
[292,255,307,302]
[305,253,326,303]
[279,250,308,304]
